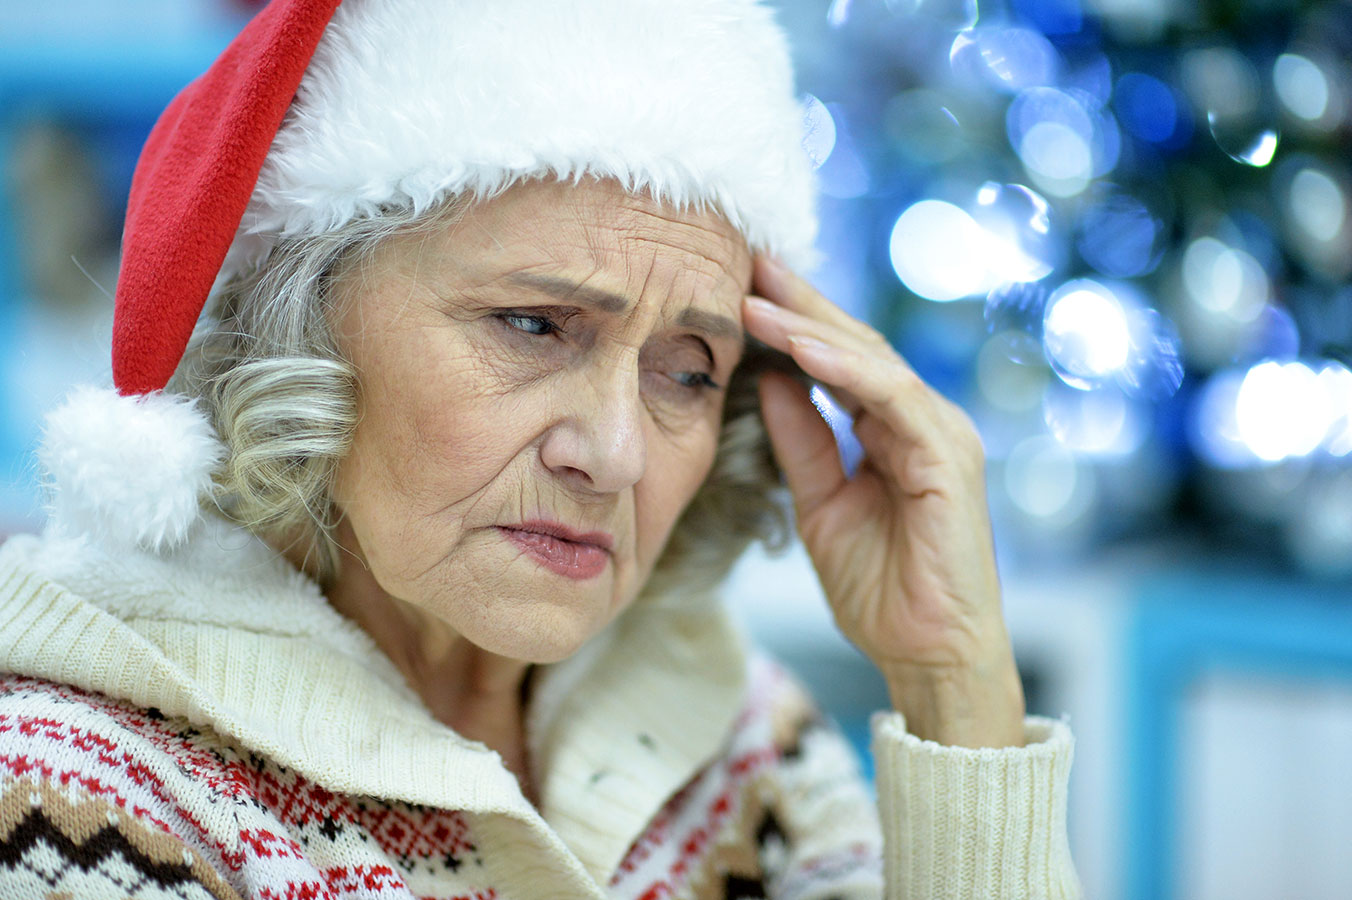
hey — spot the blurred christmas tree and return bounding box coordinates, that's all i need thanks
[779,0,1352,577]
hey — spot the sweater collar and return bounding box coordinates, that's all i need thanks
[0,515,746,890]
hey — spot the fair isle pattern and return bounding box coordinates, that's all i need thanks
[610,659,882,900]
[0,662,881,900]
[0,675,494,899]
[0,777,239,900]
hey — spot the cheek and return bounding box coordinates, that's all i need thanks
[332,327,546,549]
[634,423,720,562]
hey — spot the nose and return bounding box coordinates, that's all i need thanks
[539,361,647,493]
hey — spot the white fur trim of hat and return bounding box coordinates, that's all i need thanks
[224,0,820,283]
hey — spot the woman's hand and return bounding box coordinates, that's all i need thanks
[743,256,1025,748]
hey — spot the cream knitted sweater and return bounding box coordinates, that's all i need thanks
[0,517,1079,899]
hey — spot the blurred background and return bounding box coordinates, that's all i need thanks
[2,0,1351,897]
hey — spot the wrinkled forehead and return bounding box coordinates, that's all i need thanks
[406,179,755,313]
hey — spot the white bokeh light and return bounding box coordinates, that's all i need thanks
[1181,237,1269,323]
[1235,361,1334,462]
[972,182,1056,283]
[1003,435,1095,526]
[1183,46,1260,120]
[1190,368,1252,468]
[1289,167,1346,244]
[1318,361,1352,456]
[1042,280,1131,385]
[799,94,837,169]
[1020,121,1093,183]
[1006,87,1112,198]
[888,200,989,301]
[1274,53,1330,122]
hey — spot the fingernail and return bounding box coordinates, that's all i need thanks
[745,296,780,314]
[788,335,835,354]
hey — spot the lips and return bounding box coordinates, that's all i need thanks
[497,520,613,580]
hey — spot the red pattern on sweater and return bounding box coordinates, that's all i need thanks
[0,661,876,899]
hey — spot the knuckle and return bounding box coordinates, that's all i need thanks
[861,323,891,350]
[891,367,927,399]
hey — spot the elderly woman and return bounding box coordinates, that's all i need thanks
[0,0,1079,898]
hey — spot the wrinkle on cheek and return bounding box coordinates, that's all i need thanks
[457,325,575,396]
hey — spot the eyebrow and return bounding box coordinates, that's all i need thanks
[506,273,743,341]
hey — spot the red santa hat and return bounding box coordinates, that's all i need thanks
[41,0,818,550]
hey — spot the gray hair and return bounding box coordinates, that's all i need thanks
[175,197,793,595]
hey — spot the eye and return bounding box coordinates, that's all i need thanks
[499,313,558,336]
[673,371,721,391]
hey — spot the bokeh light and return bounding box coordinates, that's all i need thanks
[890,185,1059,302]
[1190,368,1254,469]
[1006,87,1119,196]
[1003,435,1096,527]
[1320,361,1352,458]
[1209,121,1279,167]
[950,25,1060,94]
[1273,53,1330,123]
[1182,237,1268,324]
[817,103,870,199]
[826,0,854,29]
[1076,191,1162,278]
[1234,361,1334,463]
[1042,279,1131,387]
[1119,305,1185,400]
[799,94,837,169]
[888,199,988,301]
[1284,470,1352,579]
[984,282,1051,363]
[1288,166,1346,244]
[1180,45,1282,167]
[1182,46,1260,123]
[1042,382,1148,456]
[1114,72,1181,144]
[977,332,1050,412]
[972,181,1057,283]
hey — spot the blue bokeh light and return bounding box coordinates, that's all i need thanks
[1114,73,1179,144]
[1076,192,1162,278]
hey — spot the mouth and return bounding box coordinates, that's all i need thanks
[497,520,613,580]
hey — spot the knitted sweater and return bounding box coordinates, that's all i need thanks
[0,518,1080,899]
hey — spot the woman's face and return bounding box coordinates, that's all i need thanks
[330,179,752,663]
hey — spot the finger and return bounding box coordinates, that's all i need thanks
[744,294,911,375]
[782,333,948,449]
[758,372,847,521]
[744,297,865,417]
[744,294,923,421]
[743,292,956,448]
[788,335,991,499]
[753,255,883,346]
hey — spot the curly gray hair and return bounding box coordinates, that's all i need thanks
[174,196,794,596]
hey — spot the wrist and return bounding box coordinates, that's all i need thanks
[880,647,1026,749]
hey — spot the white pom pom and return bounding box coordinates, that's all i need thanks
[39,387,225,552]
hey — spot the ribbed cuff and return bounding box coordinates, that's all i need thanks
[871,712,1081,900]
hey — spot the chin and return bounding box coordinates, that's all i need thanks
[455,592,622,665]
